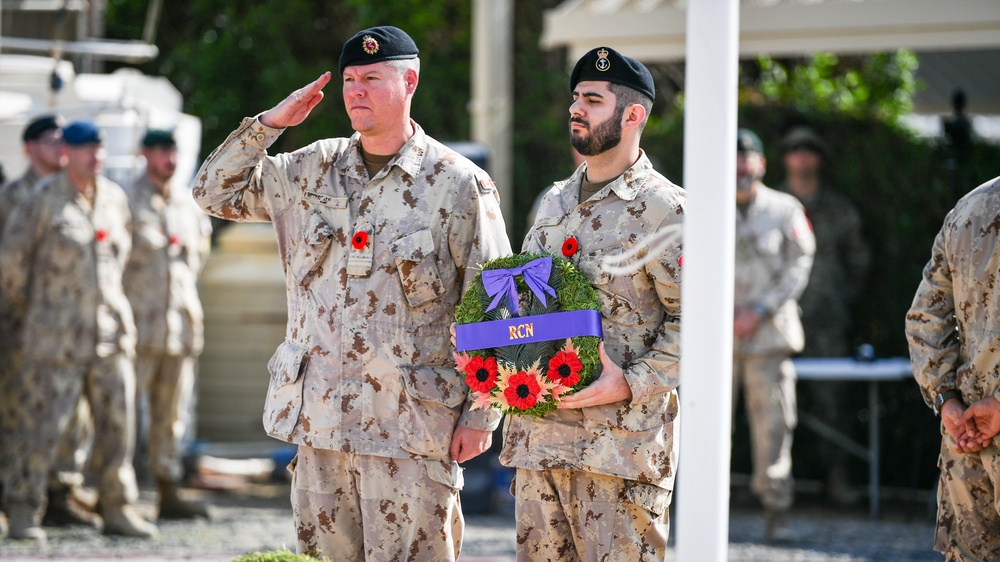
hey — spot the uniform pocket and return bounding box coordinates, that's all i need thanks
[398,364,466,459]
[263,341,308,438]
[577,245,643,325]
[623,480,672,517]
[582,391,671,432]
[294,211,334,288]
[390,229,445,308]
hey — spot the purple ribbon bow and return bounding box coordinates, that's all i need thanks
[481,257,558,315]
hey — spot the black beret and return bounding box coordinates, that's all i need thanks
[62,120,103,146]
[23,115,62,143]
[570,46,655,103]
[339,26,418,75]
[142,129,176,148]
[737,128,764,154]
[781,126,828,157]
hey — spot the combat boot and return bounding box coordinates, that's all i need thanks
[6,505,46,543]
[101,504,159,538]
[43,486,101,528]
[765,508,795,543]
[157,480,210,520]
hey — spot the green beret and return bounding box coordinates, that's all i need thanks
[23,115,62,143]
[737,128,764,154]
[142,129,176,148]
[339,26,418,75]
[62,120,103,146]
[570,46,654,102]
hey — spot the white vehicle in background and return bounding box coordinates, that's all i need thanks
[0,53,201,189]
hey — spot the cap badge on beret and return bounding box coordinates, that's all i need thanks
[362,35,379,55]
[596,48,611,72]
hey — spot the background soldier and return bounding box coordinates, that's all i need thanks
[193,26,511,560]
[0,115,100,530]
[732,128,815,542]
[906,175,1000,561]
[0,120,157,541]
[505,46,684,561]
[124,129,212,519]
[779,125,871,504]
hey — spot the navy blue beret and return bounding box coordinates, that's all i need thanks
[737,128,764,154]
[23,115,62,143]
[142,129,176,148]
[339,26,419,75]
[62,120,103,146]
[570,46,655,103]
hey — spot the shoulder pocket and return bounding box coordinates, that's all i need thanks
[390,229,445,307]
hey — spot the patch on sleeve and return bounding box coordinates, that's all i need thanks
[476,174,496,194]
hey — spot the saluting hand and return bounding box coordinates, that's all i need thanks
[259,72,332,129]
[557,342,632,409]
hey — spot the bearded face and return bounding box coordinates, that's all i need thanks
[569,104,625,157]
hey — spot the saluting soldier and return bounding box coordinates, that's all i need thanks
[505,46,685,562]
[124,129,212,520]
[193,26,511,561]
[0,120,158,541]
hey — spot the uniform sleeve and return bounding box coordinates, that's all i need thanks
[905,218,959,409]
[757,204,815,314]
[449,172,512,430]
[622,215,683,405]
[192,116,293,223]
[0,195,45,308]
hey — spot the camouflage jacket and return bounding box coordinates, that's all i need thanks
[501,151,684,491]
[0,171,135,363]
[124,177,212,356]
[193,117,512,460]
[0,168,42,346]
[906,176,1000,410]
[734,184,815,356]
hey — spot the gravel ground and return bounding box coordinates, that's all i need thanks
[0,456,942,562]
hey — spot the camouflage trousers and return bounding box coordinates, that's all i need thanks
[732,353,797,511]
[935,432,1000,561]
[1,354,139,515]
[135,351,196,483]
[290,446,464,561]
[512,467,671,562]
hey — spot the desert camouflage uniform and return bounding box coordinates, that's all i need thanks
[0,171,140,519]
[733,184,815,512]
[504,151,683,562]
[193,117,511,560]
[124,176,212,484]
[905,176,1000,562]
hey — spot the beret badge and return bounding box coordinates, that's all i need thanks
[595,48,611,72]
[362,35,379,55]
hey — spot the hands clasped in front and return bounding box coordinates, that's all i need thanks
[943,396,1000,453]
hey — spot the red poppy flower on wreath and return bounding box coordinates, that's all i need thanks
[352,231,368,250]
[169,234,180,246]
[547,349,583,387]
[95,229,108,242]
[504,371,543,410]
[463,355,499,394]
[561,236,578,257]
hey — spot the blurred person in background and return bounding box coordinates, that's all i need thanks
[0,115,100,531]
[779,125,871,505]
[0,119,157,541]
[124,129,212,520]
[732,128,815,543]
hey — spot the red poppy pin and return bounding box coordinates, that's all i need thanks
[561,236,578,257]
[169,234,180,246]
[95,229,108,242]
[352,231,368,250]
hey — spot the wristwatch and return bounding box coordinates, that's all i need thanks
[934,389,962,415]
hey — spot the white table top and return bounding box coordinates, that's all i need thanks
[792,357,913,381]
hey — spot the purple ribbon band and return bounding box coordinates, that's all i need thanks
[481,257,557,315]
[455,310,604,352]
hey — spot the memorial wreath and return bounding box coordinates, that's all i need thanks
[454,252,603,416]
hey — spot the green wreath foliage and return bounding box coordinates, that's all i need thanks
[455,252,602,416]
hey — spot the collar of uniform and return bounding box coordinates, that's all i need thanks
[338,120,427,181]
[577,149,653,204]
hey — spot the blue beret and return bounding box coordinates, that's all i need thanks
[142,129,176,148]
[737,128,764,154]
[62,120,103,146]
[23,115,63,143]
[570,46,654,103]
[339,26,418,75]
